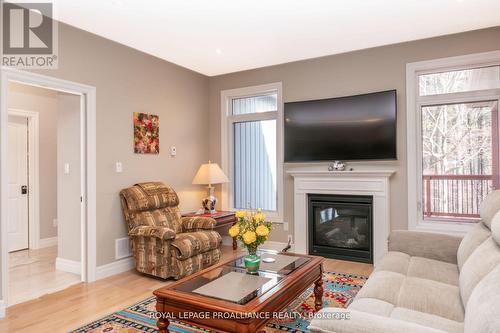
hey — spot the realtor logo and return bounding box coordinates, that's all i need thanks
[2,1,58,68]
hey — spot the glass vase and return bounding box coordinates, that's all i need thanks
[244,248,260,274]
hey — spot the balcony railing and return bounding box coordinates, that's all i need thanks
[423,174,496,221]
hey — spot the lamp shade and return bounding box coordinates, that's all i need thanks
[192,161,229,185]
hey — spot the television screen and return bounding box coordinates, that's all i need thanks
[284,90,397,162]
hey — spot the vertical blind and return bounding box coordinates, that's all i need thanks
[232,94,277,211]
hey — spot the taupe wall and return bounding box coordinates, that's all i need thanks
[8,83,58,240]
[208,27,500,242]
[57,93,81,262]
[32,22,210,266]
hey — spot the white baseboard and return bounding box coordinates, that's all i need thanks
[38,237,58,249]
[56,257,81,275]
[0,299,5,318]
[95,257,135,280]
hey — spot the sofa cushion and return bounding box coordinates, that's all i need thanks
[171,231,222,260]
[397,277,464,322]
[459,237,500,306]
[391,307,463,333]
[374,251,410,275]
[492,210,500,246]
[479,189,500,229]
[355,271,405,305]
[464,264,500,333]
[457,222,491,270]
[349,298,394,317]
[407,257,459,286]
[309,308,448,333]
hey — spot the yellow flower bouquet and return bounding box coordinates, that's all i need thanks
[228,209,272,273]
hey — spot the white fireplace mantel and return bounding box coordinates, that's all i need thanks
[288,169,396,264]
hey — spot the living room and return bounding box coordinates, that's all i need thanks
[0,1,499,332]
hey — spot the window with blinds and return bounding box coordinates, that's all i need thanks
[231,94,278,211]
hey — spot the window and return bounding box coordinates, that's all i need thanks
[407,53,500,233]
[421,101,498,220]
[221,83,283,221]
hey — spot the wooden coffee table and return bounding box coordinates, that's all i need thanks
[154,251,324,333]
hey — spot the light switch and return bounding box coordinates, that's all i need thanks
[115,162,123,173]
[64,163,70,174]
[170,146,177,156]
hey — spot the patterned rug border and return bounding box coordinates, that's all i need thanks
[69,271,368,333]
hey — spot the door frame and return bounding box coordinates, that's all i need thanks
[0,67,97,310]
[8,109,40,250]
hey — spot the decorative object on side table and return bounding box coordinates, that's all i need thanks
[182,210,238,250]
[192,161,229,213]
[229,209,272,274]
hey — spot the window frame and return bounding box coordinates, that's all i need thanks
[407,51,500,235]
[220,82,284,222]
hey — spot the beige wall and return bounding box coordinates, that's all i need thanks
[208,26,500,242]
[8,83,58,240]
[57,92,81,262]
[31,22,210,266]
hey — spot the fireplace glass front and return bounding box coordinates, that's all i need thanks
[308,194,373,263]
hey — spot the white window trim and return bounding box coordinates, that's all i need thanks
[220,82,284,223]
[406,50,500,235]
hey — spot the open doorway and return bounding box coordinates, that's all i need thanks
[1,68,97,312]
[6,82,82,305]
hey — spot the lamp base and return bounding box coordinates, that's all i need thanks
[202,186,217,214]
[202,196,217,214]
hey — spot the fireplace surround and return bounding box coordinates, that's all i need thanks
[288,169,395,264]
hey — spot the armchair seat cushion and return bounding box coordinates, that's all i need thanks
[171,231,222,260]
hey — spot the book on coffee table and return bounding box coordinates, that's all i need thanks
[192,271,272,304]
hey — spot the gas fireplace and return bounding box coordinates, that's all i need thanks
[308,194,373,263]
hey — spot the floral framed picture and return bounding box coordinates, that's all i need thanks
[133,112,159,154]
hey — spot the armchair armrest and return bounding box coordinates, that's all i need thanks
[309,308,446,333]
[129,225,176,241]
[389,230,462,264]
[181,216,216,232]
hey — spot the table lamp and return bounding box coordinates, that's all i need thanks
[192,161,229,213]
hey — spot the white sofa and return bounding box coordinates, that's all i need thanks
[309,190,500,333]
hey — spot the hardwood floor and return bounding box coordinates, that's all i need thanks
[8,246,81,306]
[0,246,373,333]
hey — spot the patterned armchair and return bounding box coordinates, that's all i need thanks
[119,182,222,279]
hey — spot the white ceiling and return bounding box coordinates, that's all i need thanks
[53,0,500,76]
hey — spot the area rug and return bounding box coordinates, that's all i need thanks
[70,272,367,333]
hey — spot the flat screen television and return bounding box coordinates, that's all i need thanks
[284,90,397,162]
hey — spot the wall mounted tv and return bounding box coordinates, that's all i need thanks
[284,90,397,162]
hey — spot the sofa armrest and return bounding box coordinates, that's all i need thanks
[389,230,462,264]
[181,216,216,231]
[129,225,176,241]
[308,308,447,333]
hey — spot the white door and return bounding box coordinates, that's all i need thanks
[8,115,29,252]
